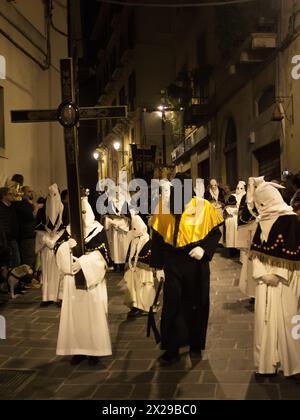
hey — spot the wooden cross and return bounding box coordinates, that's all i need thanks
[11,58,127,289]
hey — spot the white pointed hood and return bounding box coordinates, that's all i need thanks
[45,184,64,233]
[194,178,205,198]
[128,214,149,270]
[235,180,246,206]
[81,197,103,243]
[246,176,265,215]
[249,178,294,241]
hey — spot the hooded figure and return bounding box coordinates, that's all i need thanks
[204,179,225,207]
[236,179,261,298]
[224,181,246,248]
[204,179,225,244]
[56,197,112,365]
[123,214,155,317]
[35,184,67,306]
[150,173,223,365]
[249,178,300,377]
[104,186,130,269]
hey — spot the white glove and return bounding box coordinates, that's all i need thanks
[72,256,82,275]
[68,239,77,249]
[156,269,165,281]
[261,274,280,287]
[42,235,56,250]
[189,246,205,261]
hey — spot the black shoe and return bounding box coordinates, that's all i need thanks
[70,355,87,365]
[40,301,53,308]
[127,307,143,318]
[88,356,99,366]
[158,351,180,366]
[189,348,202,359]
[290,374,300,383]
[255,371,277,379]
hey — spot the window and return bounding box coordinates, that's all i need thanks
[197,33,206,67]
[254,140,281,181]
[257,86,276,115]
[128,12,136,49]
[131,128,135,144]
[198,158,210,187]
[120,33,127,58]
[0,87,4,149]
[110,47,117,75]
[128,71,136,111]
[119,86,126,106]
[224,118,238,189]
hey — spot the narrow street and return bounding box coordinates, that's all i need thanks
[0,250,299,401]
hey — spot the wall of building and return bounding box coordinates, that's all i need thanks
[214,60,280,187]
[278,0,300,173]
[170,1,300,188]
[0,0,67,194]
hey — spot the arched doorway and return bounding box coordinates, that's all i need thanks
[224,118,238,190]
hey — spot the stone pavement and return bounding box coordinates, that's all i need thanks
[0,250,299,400]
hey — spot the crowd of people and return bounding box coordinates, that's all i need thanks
[0,174,45,298]
[0,170,299,378]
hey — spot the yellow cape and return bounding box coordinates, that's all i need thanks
[151,197,224,249]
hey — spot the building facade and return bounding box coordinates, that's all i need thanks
[89,2,176,182]
[169,0,300,189]
[0,0,68,193]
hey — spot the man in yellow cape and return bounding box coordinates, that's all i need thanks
[150,173,224,364]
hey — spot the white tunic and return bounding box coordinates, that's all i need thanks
[237,222,257,298]
[105,216,130,264]
[56,241,112,357]
[253,258,300,376]
[124,267,155,312]
[35,230,63,302]
[225,205,238,248]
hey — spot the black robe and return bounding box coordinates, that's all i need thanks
[151,214,221,353]
[238,194,256,227]
[204,189,225,206]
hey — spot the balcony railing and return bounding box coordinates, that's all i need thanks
[184,98,212,127]
[171,124,211,162]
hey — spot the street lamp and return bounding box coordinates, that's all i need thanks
[113,141,121,151]
[93,151,100,160]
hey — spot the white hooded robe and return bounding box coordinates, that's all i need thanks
[123,215,155,312]
[250,179,300,376]
[56,197,112,357]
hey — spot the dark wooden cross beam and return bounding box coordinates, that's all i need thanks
[11,58,127,289]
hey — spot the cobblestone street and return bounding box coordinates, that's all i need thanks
[0,250,299,400]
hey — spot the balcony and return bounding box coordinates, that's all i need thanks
[98,94,108,106]
[171,124,211,163]
[112,65,124,81]
[120,49,134,66]
[183,99,212,127]
[171,143,185,163]
[239,32,277,65]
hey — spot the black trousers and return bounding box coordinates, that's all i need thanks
[161,250,210,353]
